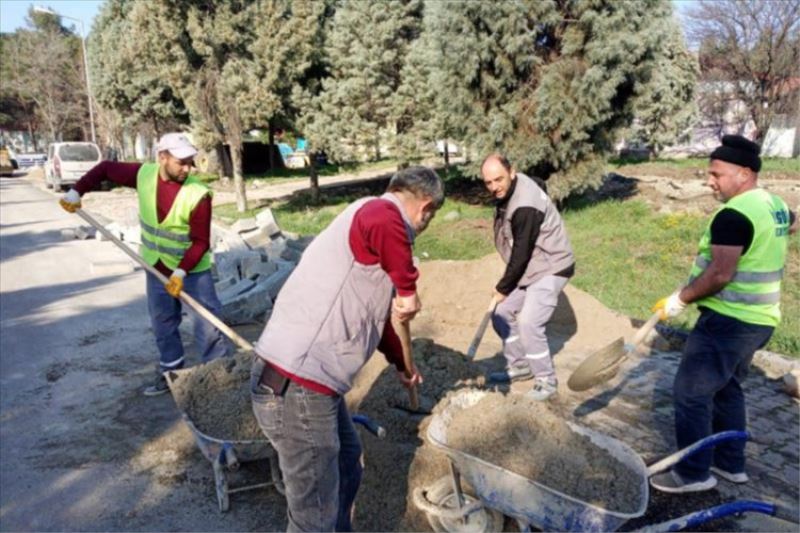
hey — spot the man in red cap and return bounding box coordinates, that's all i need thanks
[60,132,231,396]
[650,135,796,493]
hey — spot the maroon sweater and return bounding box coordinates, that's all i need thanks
[73,161,211,277]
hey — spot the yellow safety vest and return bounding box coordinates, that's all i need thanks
[137,163,212,273]
[689,188,790,327]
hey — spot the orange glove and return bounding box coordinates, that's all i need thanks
[59,189,82,213]
[165,268,186,298]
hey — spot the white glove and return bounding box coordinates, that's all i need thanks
[59,189,82,213]
[652,291,687,320]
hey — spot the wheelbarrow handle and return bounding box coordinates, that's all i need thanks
[352,414,386,439]
[637,500,799,532]
[646,430,749,477]
[75,208,254,352]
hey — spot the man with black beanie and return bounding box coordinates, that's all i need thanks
[649,135,796,494]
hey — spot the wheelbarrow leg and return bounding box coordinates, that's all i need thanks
[213,448,230,513]
[449,461,465,510]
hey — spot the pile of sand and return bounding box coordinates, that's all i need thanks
[167,351,264,442]
[446,392,642,514]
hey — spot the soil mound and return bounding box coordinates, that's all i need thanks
[446,392,642,514]
[167,351,263,441]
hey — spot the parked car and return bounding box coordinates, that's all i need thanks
[45,142,101,191]
[0,146,19,177]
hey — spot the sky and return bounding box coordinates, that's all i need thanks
[0,0,105,35]
[1,0,696,35]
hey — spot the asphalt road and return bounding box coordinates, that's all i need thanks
[0,174,284,531]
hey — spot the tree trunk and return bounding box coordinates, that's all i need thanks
[443,140,450,174]
[309,151,321,204]
[230,140,248,213]
[28,121,38,152]
[218,143,233,178]
[268,123,276,171]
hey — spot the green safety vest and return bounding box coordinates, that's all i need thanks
[137,163,212,273]
[689,188,790,327]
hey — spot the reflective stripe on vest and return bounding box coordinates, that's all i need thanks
[691,256,784,283]
[140,235,189,258]
[690,188,789,327]
[139,218,192,243]
[136,163,212,272]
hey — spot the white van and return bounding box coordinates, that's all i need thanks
[45,142,102,191]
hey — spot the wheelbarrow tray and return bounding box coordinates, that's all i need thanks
[427,390,649,532]
[165,367,285,512]
[165,367,273,462]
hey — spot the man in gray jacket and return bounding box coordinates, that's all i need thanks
[250,166,444,531]
[483,154,575,401]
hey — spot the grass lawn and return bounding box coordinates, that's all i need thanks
[609,157,800,176]
[214,179,799,356]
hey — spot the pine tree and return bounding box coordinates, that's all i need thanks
[629,23,698,157]
[303,0,424,163]
[89,0,188,155]
[427,0,693,200]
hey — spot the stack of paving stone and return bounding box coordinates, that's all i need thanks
[210,208,312,325]
[67,207,310,325]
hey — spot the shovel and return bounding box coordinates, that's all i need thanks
[391,314,432,415]
[74,208,254,352]
[567,312,661,391]
[466,296,498,359]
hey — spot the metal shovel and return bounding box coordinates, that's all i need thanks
[74,208,254,351]
[567,312,661,391]
[466,296,498,359]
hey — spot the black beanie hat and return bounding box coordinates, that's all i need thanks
[709,135,762,172]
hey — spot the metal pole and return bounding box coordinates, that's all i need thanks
[76,19,96,144]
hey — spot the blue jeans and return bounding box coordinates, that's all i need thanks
[145,270,231,371]
[673,308,773,481]
[250,357,363,532]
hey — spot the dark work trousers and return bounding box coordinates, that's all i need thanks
[673,308,773,481]
[250,357,363,532]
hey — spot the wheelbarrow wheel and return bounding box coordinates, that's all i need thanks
[420,475,504,533]
[213,458,230,512]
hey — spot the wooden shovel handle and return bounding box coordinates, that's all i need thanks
[392,314,419,410]
[632,312,661,348]
[75,209,254,352]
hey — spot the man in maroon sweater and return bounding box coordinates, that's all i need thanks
[60,133,231,395]
[251,166,444,531]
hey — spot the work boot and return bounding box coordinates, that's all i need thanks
[488,364,533,384]
[650,470,717,494]
[143,371,169,397]
[527,377,558,401]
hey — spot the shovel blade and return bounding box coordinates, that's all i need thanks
[567,337,627,391]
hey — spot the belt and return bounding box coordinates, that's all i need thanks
[259,362,290,396]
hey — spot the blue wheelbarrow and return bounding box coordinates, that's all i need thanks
[413,390,798,532]
[166,368,285,513]
[166,367,387,513]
